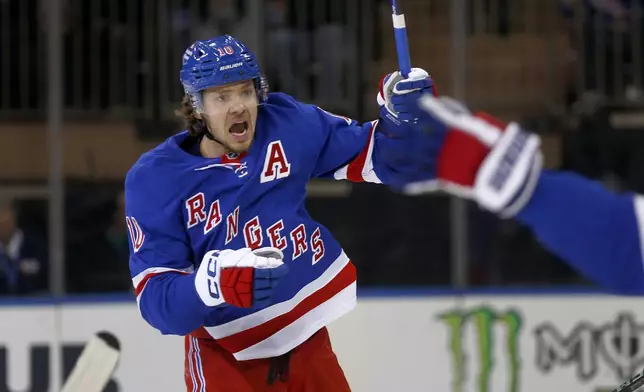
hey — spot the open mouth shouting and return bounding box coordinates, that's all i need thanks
[228,120,250,143]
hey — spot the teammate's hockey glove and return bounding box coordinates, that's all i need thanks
[194,247,289,309]
[403,94,543,218]
[372,68,440,187]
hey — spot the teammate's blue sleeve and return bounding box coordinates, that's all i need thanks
[516,170,644,295]
[125,163,213,335]
[303,103,422,185]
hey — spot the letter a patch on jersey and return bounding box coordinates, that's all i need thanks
[126,216,145,253]
[261,141,291,183]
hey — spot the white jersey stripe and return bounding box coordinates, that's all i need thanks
[204,251,350,339]
[234,282,357,360]
[360,120,382,183]
[333,121,381,184]
[132,266,194,289]
[633,196,644,263]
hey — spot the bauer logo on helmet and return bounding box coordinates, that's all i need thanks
[220,62,244,71]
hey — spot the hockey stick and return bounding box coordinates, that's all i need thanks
[390,0,412,78]
[61,331,121,392]
[613,369,644,392]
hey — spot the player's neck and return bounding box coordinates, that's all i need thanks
[199,137,229,159]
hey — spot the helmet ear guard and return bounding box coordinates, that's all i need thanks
[189,93,205,114]
[255,75,269,104]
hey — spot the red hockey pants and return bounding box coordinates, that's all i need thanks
[184,327,351,392]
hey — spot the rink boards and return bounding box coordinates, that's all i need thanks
[0,289,641,392]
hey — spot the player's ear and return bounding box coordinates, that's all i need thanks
[194,111,203,120]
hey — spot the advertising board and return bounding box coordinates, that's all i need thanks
[331,295,644,392]
[1,293,642,391]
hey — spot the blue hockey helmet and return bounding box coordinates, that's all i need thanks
[179,35,268,112]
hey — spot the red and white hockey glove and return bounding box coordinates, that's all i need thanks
[404,94,543,218]
[194,247,288,309]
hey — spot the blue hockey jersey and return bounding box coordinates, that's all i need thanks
[516,170,644,295]
[125,93,386,360]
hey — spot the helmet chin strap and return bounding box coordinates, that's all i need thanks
[199,119,233,155]
[202,120,225,144]
[202,122,216,141]
[194,105,219,142]
[195,95,228,147]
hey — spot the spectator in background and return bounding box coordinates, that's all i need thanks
[468,0,511,36]
[0,198,48,296]
[560,0,644,100]
[264,0,349,110]
[558,0,644,196]
[66,190,131,294]
[264,0,301,95]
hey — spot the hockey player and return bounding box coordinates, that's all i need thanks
[398,92,644,295]
[125,35,434,391]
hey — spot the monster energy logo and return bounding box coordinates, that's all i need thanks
[439,307,522,392]
[440,308,644,392]
[535,313,644,382]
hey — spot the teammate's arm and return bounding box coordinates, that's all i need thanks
[125,167,288,335]
[515,170,644,295]
[406,94,644,295]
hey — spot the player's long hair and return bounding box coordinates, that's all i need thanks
[175,94,207,137]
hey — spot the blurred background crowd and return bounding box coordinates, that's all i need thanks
[0,0,641,297]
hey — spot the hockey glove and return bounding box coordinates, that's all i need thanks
[194,247,289,309]
[403,94,543,218]
[372,68,442,187]
[377,67,436,124]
